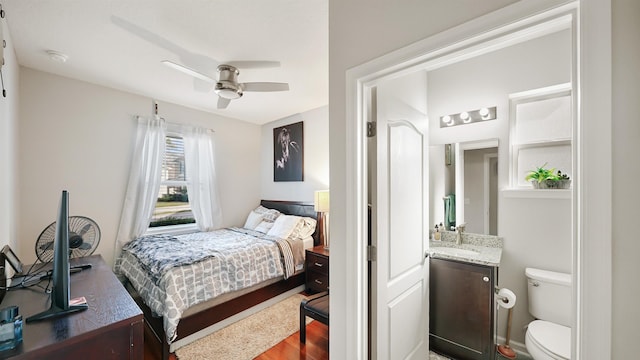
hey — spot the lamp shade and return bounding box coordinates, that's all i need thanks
[314,190,330,212]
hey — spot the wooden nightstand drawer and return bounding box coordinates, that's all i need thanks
[307,270,329,293]
[305,246,329,293]
[307,253,329,275]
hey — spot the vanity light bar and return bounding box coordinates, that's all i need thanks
[440,106,497,128]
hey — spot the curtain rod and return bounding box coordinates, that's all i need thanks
[135,115,215,133]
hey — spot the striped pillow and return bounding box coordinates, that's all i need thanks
[253,205,281,222]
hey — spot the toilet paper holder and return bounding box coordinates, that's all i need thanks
[494,287,517,309]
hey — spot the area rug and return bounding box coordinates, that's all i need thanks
[175,293,310,360]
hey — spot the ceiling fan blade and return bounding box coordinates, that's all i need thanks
[162,60,215,83]
[217,97,231,109]
[111,15,186,56]
[226,61,281,69]
[242,82,290,92]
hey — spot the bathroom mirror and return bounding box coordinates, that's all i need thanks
[429,139,498,235]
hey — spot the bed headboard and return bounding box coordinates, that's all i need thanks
[260,200,321,246]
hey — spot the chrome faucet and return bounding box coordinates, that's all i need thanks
[456,224,466,245]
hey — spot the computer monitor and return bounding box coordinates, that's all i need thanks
[26,190,88,322]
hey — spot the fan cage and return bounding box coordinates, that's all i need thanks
[35,216,101,263]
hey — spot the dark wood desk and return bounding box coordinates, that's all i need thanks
[0,255,143,359]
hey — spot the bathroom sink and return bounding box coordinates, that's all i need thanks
[430,247,479,258]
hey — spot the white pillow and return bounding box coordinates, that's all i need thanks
[266,215,302,239]
[243,210,264,230]
[254,220,274,233]
[291,217,317,239]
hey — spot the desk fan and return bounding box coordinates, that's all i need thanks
[35,216,101,262]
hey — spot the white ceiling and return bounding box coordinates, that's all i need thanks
[3,0,328,124]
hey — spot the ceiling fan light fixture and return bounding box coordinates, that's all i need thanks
[215,82,243,99]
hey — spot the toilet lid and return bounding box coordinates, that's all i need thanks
[529,320,571,359]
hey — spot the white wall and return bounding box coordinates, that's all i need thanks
[427,30,570,145]
[0,17,20,259]
[260,105,329,203]
[17,68,262,266]
[611,0,640,357]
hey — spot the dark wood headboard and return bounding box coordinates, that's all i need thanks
[260,200,321,246]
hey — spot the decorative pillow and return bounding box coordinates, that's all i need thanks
[290,217,317,239]
[243,210,264,230]
[266,215,302,239]
[254,221,274,233]
[252,205,281,222]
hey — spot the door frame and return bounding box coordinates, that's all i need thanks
[344,0,611,359]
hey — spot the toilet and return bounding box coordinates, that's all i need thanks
[525,267,572,360]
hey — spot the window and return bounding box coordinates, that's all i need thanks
[149,134,196,229]
[509,83,573,188]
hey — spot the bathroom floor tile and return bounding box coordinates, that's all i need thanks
[428,351,451,360]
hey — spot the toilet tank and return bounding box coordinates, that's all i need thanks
[525,267,572,327]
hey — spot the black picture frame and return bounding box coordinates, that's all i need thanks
[273,121,304,182]
[2,245,22,274]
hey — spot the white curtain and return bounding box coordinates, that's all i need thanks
[114,117,166,256]
[183,126,223,231]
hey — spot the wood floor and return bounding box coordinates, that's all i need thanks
[143,320,329,360]
[254,320,329,360]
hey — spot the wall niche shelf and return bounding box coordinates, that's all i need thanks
[502,188,572,199]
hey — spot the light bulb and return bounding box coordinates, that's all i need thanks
[460,111,471,123]
[479,107,490,118]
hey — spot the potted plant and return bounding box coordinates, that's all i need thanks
[555,170,571,189]
[525,164,571,189]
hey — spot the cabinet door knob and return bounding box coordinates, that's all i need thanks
[482,276,490,282]
[314,262,324,267]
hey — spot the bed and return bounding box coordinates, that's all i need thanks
[116,200,320,360]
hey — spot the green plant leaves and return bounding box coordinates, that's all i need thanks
[525,163,570,183]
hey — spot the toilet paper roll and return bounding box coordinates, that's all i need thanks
[497,288,517,309]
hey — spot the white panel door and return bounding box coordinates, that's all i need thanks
[374,119,429,360]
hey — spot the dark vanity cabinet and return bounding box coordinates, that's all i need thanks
[429,257,496,360]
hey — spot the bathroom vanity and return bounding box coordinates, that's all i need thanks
[428,232,502,360]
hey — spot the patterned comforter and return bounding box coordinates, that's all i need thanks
[114,227,305,343]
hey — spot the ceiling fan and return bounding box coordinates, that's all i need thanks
[162,60,289,109]
[110,15,289,109]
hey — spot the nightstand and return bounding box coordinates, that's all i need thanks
[305,246,329,293]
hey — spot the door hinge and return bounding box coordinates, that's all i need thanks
[367,122,376,137]
[367,245,377,261]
